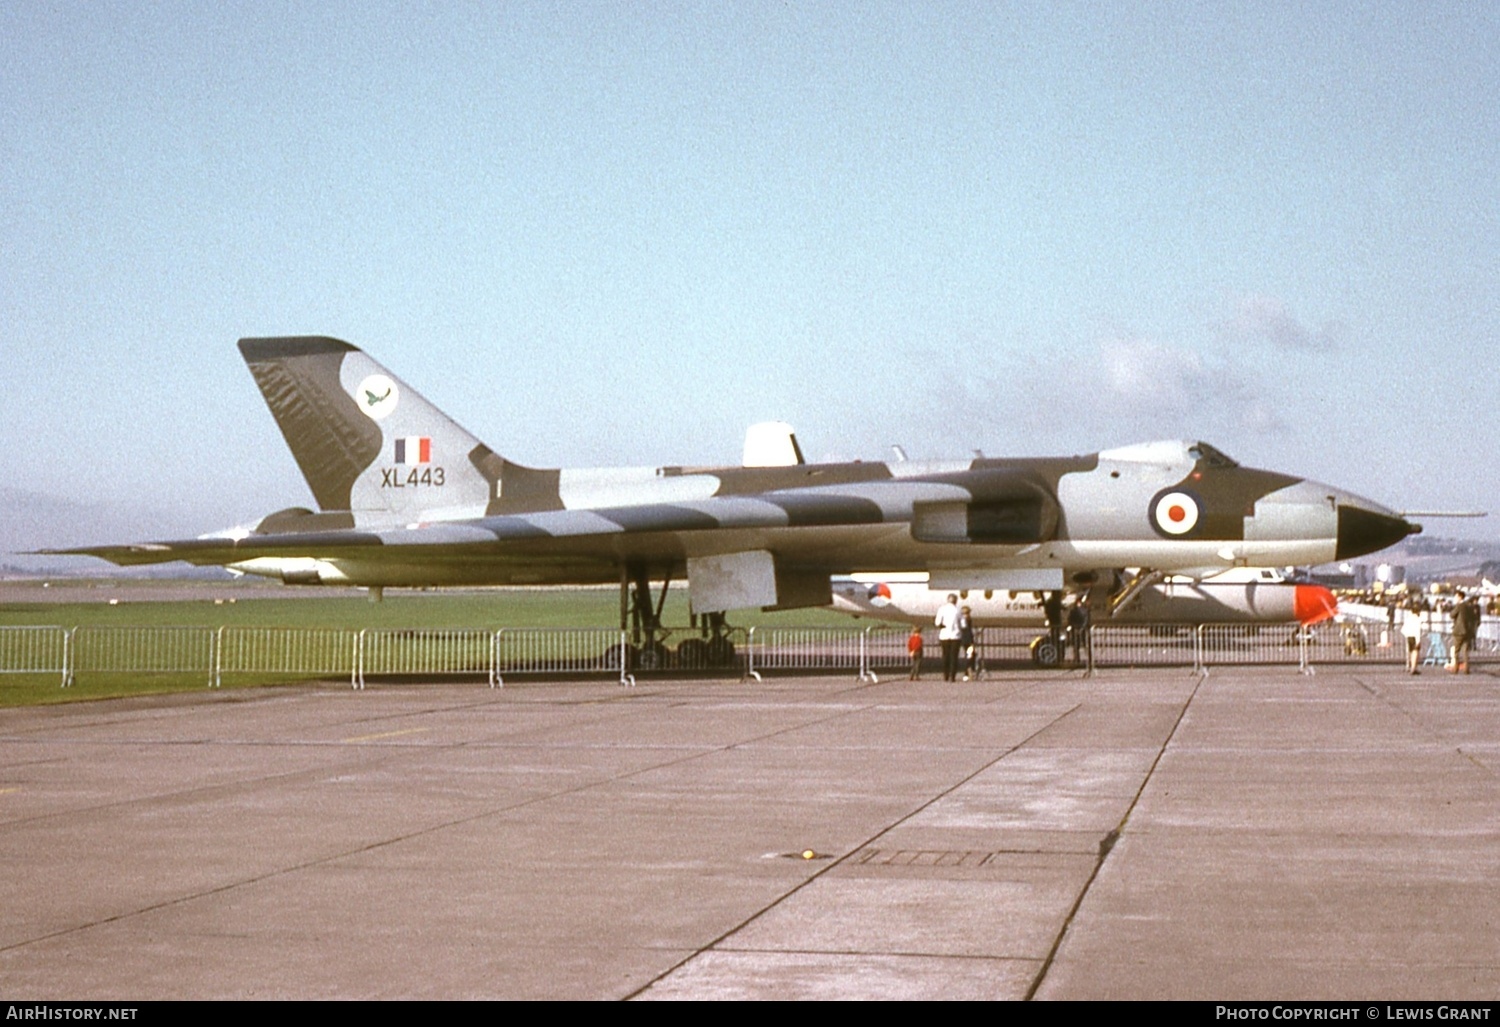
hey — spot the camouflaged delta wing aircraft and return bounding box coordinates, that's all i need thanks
[60,336,1418,652]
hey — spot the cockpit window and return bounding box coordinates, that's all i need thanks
[1189,442,1239,468]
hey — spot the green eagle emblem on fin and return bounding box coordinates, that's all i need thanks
[364,387,392,407]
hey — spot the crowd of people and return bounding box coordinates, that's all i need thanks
[909,589,1092,680]
[904,584,1488,680]
[1391,589,1486,675]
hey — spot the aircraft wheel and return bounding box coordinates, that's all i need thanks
[676,638,710,670]
[706,637,737,667]
[636,643,669,671]
[1030,636,1063,667]
[603,643,639,672]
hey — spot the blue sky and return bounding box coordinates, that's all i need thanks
[3,1,1496,545]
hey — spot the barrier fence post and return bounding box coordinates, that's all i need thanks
[491,629,502,688]
[744,627,761,682]
[1299,627,1314,675]
[62,627,74,688]
[1194,624,1208,678]
[858,627,876,683]
[618,630,635,687]
[354,629,365,689]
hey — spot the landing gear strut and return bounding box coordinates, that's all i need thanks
[620,565,670,670]
[615,565,737,671]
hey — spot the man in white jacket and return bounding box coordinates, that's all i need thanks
[935,594,962,682]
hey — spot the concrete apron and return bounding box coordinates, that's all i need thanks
[0,666,1496,999]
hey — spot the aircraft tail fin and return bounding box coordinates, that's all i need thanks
[238,337,499,518]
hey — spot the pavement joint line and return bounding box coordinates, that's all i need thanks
[711,944,1044,964]
[0,730,790,833]
[5,735,1013,753]
[1353,675,1500,781]
[0,744,731,957]
[0,745,425,831]
[7,668,1500,997]
[621,702,1085,1001]
[0,689,894,960]
[1022,674,1204,1001]
[340,727,430,743]
[1,703,736,830]
[1455,748,1496,777]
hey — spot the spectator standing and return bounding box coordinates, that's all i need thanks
[1401,599,1423,675]
[935,593,962,681]
[1451,590,1481,674]
[959,605,977,680]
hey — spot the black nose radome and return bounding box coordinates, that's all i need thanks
[1336,505,1417,561]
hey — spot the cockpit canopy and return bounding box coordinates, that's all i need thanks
[1187,441,1239,468]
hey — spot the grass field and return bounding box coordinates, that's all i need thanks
[0,579,861,707]
[0,580,855,628]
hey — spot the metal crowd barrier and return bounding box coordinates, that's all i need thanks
[67,625,217,687]
[217,627,359,688]
[743,626,909,682]
[493,628,635,688]
[1195,624,1315,672]
[0,626,70,687]
[978,626,1056,664]
[2,620,1491,691]
[358,628,497,688]
[1090,625,1202,668]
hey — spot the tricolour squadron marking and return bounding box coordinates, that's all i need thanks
[394,436,432,465]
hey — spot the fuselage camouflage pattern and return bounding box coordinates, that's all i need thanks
[60,337,1417,614]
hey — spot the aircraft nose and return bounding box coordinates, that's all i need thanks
[1293,584,1338,625]
[1335,503,1419,561]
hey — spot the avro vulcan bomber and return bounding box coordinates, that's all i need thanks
[61,337,1417,628]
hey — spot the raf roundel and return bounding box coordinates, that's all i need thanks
[1150,489,1202,537]
[356,374,399,421]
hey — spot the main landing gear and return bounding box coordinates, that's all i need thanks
[612,565,737,672]
[1030,571,1147,667]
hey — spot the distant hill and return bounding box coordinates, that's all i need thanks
[1331,534,1500,586]
[0,487,230,578]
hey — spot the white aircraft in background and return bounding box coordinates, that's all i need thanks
[831,568,1338,627]
[831,568,1338,667]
